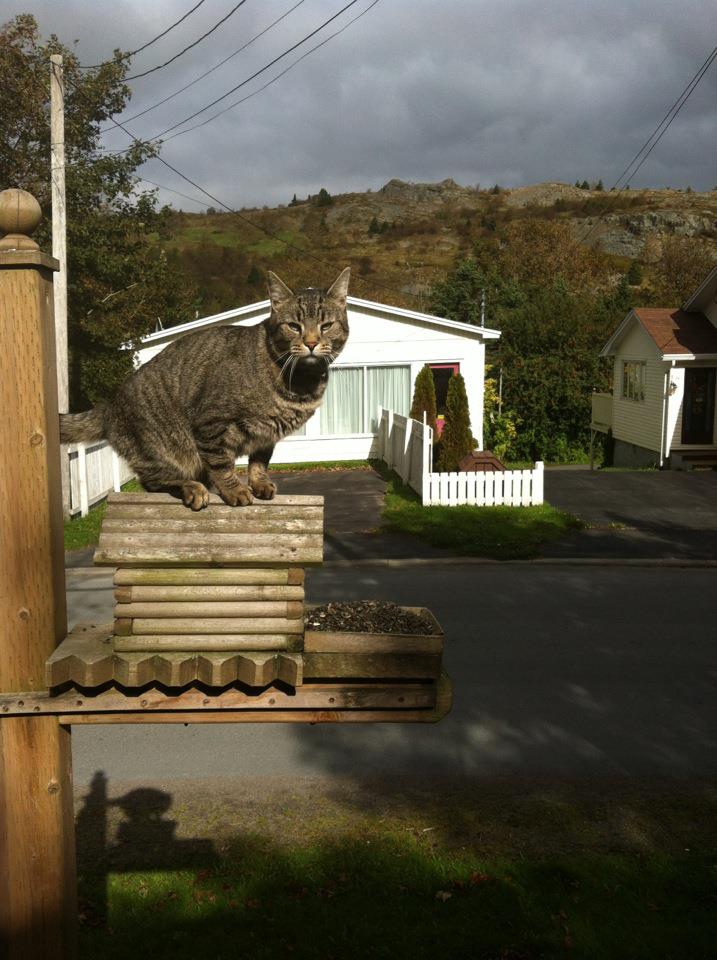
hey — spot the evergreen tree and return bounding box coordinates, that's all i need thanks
[626,260,643,285]
[368,215,380,236]
[247,265,262,286]
[409,365,437,430]
[316,187,333,206]
[436,373,475,471]
[289,193,298,206]
[595,179,604,191]
[0,14,197,407]
[580,180,590,190]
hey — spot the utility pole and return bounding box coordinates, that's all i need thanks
[480,289,486,327]
[51,54,71,517]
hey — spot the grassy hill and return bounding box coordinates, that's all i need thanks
[162,179,717,317]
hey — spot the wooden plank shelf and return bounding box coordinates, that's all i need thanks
[0,673,451,725]
[46,618,445,687]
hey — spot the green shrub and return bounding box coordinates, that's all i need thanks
[436,372,475,471]
[409,365,438,431]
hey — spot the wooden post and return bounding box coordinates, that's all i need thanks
[0,188,77,958]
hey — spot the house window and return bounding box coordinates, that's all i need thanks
[321,367,364,435]
[367,366,411,430]
[622,361,646,402]
[320,364,411,435]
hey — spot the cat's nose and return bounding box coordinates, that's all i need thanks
[305,340,319,352]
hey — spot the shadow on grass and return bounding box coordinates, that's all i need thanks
[76,772,717,960]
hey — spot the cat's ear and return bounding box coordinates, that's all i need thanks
[326,267,350,307]
[267,271,294,310]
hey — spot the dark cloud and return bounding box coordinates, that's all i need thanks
[8,0,717,207]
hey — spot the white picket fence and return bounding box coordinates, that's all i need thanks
[422,462,544,506]
[377,407,544,507]
[375,408,432,497]
[68,442,134,517]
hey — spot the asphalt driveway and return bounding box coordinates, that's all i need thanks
[282,465,717,561]
[543,467,717,559]
[66,465,717,566]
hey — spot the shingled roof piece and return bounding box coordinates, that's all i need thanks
[633,308,717,357]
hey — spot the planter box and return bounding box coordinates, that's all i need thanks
[303,606,444,681]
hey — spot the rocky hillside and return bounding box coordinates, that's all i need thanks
[164,179,717,315]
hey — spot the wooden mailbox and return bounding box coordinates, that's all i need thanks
[44,489,451,717]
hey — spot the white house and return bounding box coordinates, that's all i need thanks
[594,266,717,468]
[137,295,500,464]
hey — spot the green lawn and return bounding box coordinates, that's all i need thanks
[64,480,142,552]
[375,463,582,560]
[76,778,717,960]
[270,459,373,472]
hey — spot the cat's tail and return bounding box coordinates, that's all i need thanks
[59,406,108,444]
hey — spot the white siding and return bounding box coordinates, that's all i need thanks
[611,324,666,454]
[136,302,490,463]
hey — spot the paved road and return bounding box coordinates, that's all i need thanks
[68,564,717,785]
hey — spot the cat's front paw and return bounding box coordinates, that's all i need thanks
[181,481,210,511]
[218,482,254,507]
[250,478,277,500]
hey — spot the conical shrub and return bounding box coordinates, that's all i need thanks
[436,372,475,471]
[410,364,437,431]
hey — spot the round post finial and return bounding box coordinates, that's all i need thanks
[0,188,43,251]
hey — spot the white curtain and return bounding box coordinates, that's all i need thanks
[367,366,410,430]
[321,367,364,435]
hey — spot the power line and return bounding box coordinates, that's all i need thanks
[124,0,251,82]
[99,107,426,304]
[102,0,308,130]
[616,46,717,189]
[138,175,210,207]
[161,0,383,144]
[142,0,365,140]
[577,44,717,247]
[80,0,208,69]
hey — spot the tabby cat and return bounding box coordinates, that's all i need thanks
[60,268,350,509]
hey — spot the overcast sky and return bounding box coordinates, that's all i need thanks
[8,0,717,208]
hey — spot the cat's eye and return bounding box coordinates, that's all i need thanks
[287,322,302,333]
[320,322,334,332]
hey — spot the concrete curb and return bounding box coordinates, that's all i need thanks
[321,556,717,569]
[65,556,717,577]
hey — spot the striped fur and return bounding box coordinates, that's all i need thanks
[60,268,350,509]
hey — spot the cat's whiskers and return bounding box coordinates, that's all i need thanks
[288,355,299,394]
[279,354,294,379]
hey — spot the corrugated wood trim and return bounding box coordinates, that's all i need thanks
[45,623,303,687]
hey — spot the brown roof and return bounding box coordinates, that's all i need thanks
[633,308,717,356]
